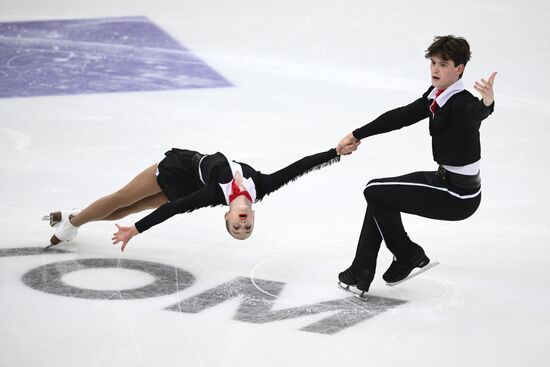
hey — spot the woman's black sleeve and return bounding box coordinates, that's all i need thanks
[135,184,223,233]
[256,148,340,199]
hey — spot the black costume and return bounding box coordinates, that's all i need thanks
[135,148,340,233]
[342,80,495,291]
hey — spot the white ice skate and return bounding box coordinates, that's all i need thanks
[45,217,79,250]
[42,209,81,228]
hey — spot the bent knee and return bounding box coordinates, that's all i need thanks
[452,202,481,221]
[363,179,383,203]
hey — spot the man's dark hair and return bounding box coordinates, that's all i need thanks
[425,35,471,76]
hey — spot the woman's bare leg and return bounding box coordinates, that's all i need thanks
[101,192,169,221]
[69,164,162,227]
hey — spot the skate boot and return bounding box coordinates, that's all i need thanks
[45,218,79,250]
[356,269,374,293]
[383,244,436,285]
[338,267,374,300]
[338,267,358,288]
[42,209,81,228]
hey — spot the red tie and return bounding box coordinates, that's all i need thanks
[430,89,445,114]
[229,179,253,203]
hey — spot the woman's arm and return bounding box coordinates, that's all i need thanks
[112,184,223,251]
[112,224,139,252]
[256,148,341,199]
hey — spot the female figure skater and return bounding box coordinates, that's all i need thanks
[336,35,497,297]
[45,143,359,251]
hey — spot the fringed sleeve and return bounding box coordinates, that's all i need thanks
[255,148,340,201]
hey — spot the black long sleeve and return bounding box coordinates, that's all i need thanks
[255,148,340,200]
[135,184,223,233]
[453,94,495,128]
[352,93,431,140]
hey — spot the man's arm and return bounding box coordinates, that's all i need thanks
[337,92,431,153]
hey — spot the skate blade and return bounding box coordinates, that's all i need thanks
[338,282,368,300]
[44,234,66,250]
[42,210,79,227]
[41,212,61,227]
[42,214,56,227]
[44,243,58,250]
[43,234,64,251]
[386,261,440,287]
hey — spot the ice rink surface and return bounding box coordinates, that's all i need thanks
[1,1,549,366]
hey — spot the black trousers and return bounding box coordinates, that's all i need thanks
[350,170,481,273]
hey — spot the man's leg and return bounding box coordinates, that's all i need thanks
[362,171,480,282]
[339,205,382,291]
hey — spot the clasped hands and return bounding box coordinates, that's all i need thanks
[337,132,361,155]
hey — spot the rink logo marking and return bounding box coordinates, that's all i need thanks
[22,258,195,300]
[167,276,406,335]
[0,16,232,98]
[2,247,406,335]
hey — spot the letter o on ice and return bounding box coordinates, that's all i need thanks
[22,258,195,300]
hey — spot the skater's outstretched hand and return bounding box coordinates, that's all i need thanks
[112,224,138,252]
[336,132,361,155]
[474,71,497,106]
[338,140,361,155]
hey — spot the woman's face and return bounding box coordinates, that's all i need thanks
[225,207,255,240]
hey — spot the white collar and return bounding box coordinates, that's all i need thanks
[428,78,465,108]
[219,160,257,205]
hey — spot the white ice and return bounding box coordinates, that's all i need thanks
[1,1,549,366]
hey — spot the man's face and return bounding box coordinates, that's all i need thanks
[430,55,464,89]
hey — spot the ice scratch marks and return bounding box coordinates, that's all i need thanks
[0,126,31,150]
[0,16,232,98]
[115,258,145,363]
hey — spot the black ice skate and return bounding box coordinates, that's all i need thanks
[338,267,357,287]
[383,245,439,286]
[338,268,374,300]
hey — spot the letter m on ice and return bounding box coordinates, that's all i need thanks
[165,277,406,334]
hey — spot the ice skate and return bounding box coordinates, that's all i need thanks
[45,217,79,250]
[385,261,439,286]
[42,209,81,228]
[338,268,373,300]
[338,267,357,289]
[383,244,438,286]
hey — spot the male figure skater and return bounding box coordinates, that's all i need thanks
[336,35,497,297]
